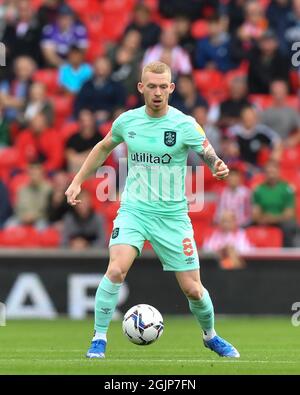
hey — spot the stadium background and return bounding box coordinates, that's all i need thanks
[0,0,299,333]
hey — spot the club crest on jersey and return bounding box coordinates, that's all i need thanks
[164,131,176,146]
[112,228,119,239]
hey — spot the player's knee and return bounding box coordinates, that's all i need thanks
[106,266,127,283]
[184,285,203,300]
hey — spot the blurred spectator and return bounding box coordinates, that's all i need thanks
[0,0,18,39]
[124,3,161,50]
[173,16,196,65]
[65,109,100,173]
[0,179,12,228]
[36,0,63,29]
[6,161,52,229]
[266,0,292,55]
[159,0,218,21]
[218,75,251,129]
[219,136,241,167]
[20,81,54,127]
[143,25,192,77]
[252,160,297,247]
[48,170,71,224]
[238,0,268,40]
[0,56,36,122]
[215,167,252,227]
[261,80,300,145]
[74,56,126,123]
[283,0,300,57]
[2,0,43,67]
[62,189,105,249]
[195,15,237,72]
[186,103,221,168]
[107,30,143,98]
[228,106,282,168]
[0,98,10,147]
[193,104,221,155]
[203,210,251,269]
[15,112,63,172]
[58,45,93,94]
[247,29,290,94]
[221,0,247,35]
[41,3,88,67]
[230,0,268,63]
[170,74,208,115]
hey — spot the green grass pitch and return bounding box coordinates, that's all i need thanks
[0,317,299,375]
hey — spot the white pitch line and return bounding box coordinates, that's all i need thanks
[0,359,298,364]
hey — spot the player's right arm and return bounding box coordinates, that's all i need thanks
[65,130,119,205]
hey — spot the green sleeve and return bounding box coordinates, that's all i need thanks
[284,184,295,208]
[111,114,125,143]
[182,116,207,154]
[252,187,261,206]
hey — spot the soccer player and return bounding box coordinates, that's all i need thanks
[65,61,240,359]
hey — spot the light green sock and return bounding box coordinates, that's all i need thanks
[188,288,215,333]
[94,275,122,334]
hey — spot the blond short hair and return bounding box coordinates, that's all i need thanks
[141,61,172,81]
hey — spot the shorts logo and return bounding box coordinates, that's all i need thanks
[112,227,119,239]
[185,257,195,264]
[164,131,176,146]
[182,237,194,257]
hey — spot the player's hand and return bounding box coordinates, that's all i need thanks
[65,182,82,206]
[213,159,229,180]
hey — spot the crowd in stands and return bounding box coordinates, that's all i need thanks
[0,0,299,256]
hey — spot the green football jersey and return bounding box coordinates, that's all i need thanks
[111,105,207,216]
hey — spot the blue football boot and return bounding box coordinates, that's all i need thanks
[86,339,106,359]
[203,335,240,358]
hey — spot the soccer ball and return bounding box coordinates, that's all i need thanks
[122,304,164,345]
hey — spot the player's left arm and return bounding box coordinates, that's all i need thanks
[199,139,229,180]
[184,118,229,180]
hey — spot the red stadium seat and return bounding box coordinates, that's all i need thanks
[248,172,265,190]
[101,201,120,241]
[260,0,271,9]
[193,70,228,103]
[246,226,283,248]
[249,94,272,110]
[33,69,59,94]
[83,14,103,41]
[280,169,300,195]
[0,226,40,248]
[224,68,247,89]
[279,146,300,171]
[60,121,79,143]
[100,0,135,13]
[31,0,43,9]
[189,201,216,223]
[285,95,299,111]
[67,0,100,15]
[250,94,298,111]
[83,177,111,212]
[49,94,74,127]
[85,40,105,63]
[193,224,215,247]
[143,0,159,12]
[289,70,300,94]
[191,19,209,39]
[39,228,61,247]
[99,13,130,41]
[0,147,18,172]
